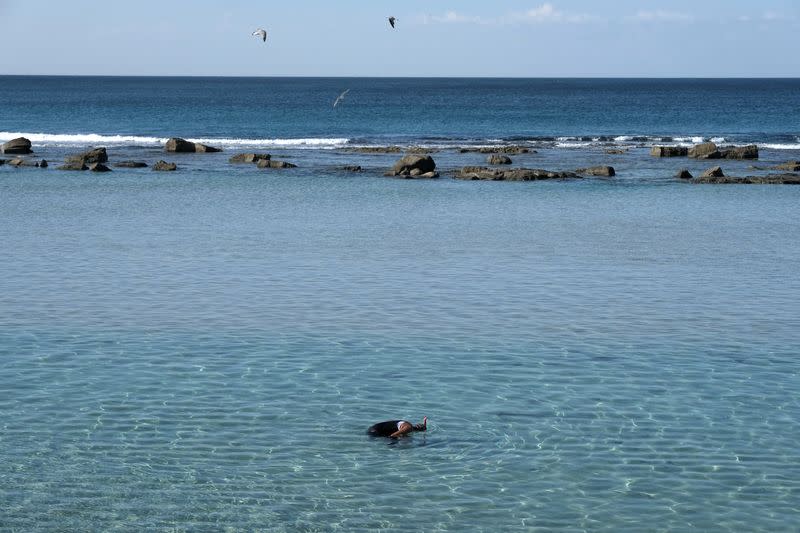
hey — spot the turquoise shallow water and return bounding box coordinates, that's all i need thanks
[1,169,799,531]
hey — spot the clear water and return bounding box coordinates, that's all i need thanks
[1,77,799,532]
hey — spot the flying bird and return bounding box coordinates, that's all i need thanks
[252,28,267,42]
[388,16,397,28]
[333,89,350,108]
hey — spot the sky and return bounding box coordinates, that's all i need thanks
[0,0,798,77]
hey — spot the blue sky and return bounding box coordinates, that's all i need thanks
[1,0,798,77]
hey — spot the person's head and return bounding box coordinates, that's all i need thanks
[413,416,428,432]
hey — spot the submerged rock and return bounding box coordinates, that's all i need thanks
[775,160,800,172]
[342,165,363,172]
[692,173,800,184]
[115,161,149,168]
[455,166,580,181]
[676,169,693,180]
[1,137,33,154]
[152,160,177,171]
[229,153,271,164]
[343,146,403,154]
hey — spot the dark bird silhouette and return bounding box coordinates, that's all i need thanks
[388,16,397,29]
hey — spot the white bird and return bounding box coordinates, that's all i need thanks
[252,28,267,42]
[388,16,397,28]
[333,89,350,108]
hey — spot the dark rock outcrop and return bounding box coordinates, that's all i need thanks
[487,154,513,165]
[0,159,6,165]
[115,161,149,168]
[257,159,297,169]
[689,142,721,159]
[1,137,33,154]
[650,146,688,157]
[721,145,758,160]
[229,153,271,164]
[455,166,580,181]
[676,169,693,180]
[65,147,108,166]
[88,162,111,172]
[58,162,89,171]
[700,166,724,178]
[692,173,800,184]
[152,160,177,171]
[605,148,627,155]
[385,154,437,178]
[7,158,47,168]
[342,165,363,172]
[775,161,800,172]
[576,165,615,177]
[165,137,221,153]
[342,146,403,154]
[459,146,532,154]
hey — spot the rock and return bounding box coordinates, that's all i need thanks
[650,146,688,157]
[165,137,221,153]
[152,160,177,171]
[605,148,627,155]
[342,146,403,153]
[721,145,758,160]
[406,147,440,154]
[459,146,532,154]
[576,166,615,177]
[1,137,33,154]
[58,162,89,171]
[692,173,800,185]
[386,154,436,177]
[229,153,271,164]
[487,154,513,165]
[676,169,693,180]
[342,165,362,172]
[454,166,580,181]
[689,142,719,159]
[775,161,800,172]
[700,166,724,178]
[0,159,6,165]
[65,147,108,165]
[256,159,297,169]
[115,161,149,168]
[38,160,48,168]
[8,159,27,167]
[88,162,111,172]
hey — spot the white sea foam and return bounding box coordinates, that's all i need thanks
[0,132,350,149]
[759,143,800,150]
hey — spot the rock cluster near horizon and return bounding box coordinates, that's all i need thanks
[165,137,222,153]
[651,142,758,160]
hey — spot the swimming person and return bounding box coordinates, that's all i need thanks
[368,416,427,438]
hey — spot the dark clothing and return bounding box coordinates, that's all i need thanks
[367,420,406,437]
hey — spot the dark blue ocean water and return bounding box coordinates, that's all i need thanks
[1,77,800,532]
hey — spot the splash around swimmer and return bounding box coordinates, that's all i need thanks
[367,416,427,438]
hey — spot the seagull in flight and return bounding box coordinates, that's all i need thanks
[252,28,267,42]
[333,89,350,108]
[388,16,397,28]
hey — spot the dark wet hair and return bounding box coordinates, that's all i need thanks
[413,423,427,431]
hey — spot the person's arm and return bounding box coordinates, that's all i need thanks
[389,422,413,438]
